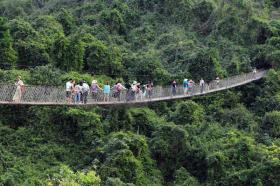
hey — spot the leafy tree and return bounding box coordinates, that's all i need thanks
[84,40,123,75]
[56,8,76,35]
[188,48,225,81]
[0,17,17,68]
[150,124,189,182]
[47,164,101,186]
[95,132,162,185]
[9,18,51,67]
[219,104,258,132]
[102,177,135,186]
[170,101,205,125]
[261,111,280,138]
[29,65,62,85]
[52,36,84,71]
[124,50,170,84]
[174,167,199,186]
[0,0,34,19]
[32,15,64,44]
[99,9,126,34]
[0,69,30,84]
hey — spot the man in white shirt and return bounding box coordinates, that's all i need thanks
[66,79,73,103]
[82,81,90,104]
[200,78,205,93]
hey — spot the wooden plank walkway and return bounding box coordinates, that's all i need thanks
[0,70,266,106]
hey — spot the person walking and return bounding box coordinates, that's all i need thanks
[183,79,189,95]
[146,81,153,99]
[81,81,90,104]
[112,82,119,99]
[91,80,102,101]
[103,81,110,102]
[216,77,220,88]
[135,83,142,101]
[253,68,257,79]
[131,81,138,101]
[188,79,194,95]
[71,80,76,103]
[171,80,177,96]
[114,82,126,101]
[12,76,24,103]
[65,79,73,103]
[200,78,205,93]
[74,81,82,103]
[125,82,132,101]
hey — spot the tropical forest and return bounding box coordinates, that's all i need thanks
[0,0,280,185]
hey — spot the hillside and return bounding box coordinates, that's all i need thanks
[0,0,279,185]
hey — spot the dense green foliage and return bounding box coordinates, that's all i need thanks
[0,0,279,185]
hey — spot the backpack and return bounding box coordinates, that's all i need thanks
[21,85,25,93]
[91,84,97,92]
[117,84,122,92]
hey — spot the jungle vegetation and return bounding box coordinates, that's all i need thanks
[0,0,279,185]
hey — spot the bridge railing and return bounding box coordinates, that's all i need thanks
[0,70,266,104]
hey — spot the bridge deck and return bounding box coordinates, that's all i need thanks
[0,70,266,106]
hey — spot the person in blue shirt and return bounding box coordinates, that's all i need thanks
[183,79,189,95]
[103,81,110,102]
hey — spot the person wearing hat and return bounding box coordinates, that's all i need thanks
[131,81,138,101]
[183,78,189,95]
[91,79,102,101]
[13,76,25,103]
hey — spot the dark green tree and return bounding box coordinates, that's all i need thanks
[0,17,17,68]
[261,111,280,138]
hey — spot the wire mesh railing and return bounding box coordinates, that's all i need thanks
[0,70,266,105]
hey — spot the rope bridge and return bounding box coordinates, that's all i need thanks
[0,70,266,106]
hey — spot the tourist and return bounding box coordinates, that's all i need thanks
[81,80,90,104]
[91,80,102,101]
[71,80,76,103]
[114,82,126,101]
[200,78,205,93]
[131,81,138,101]
[74,81,82,103]
[216,77,220,88]
[12,76,24,103]
[183,79,189,95]
[142,84,147,99]
[171,80,177,96]
[112,82,119,99]
[146,81,153,99]
[188,79,194,95]
[125,82,133,101]
[103,81,110,102]
[65,79,73,103]
[253,68,257,79]
[135,83,141,101]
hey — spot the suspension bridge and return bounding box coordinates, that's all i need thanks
[0,70,266,106]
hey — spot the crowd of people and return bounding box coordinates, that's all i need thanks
[65,79,155,104]
[64,77,219,104]
[10,76,222,104]
[11,68,259,104]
